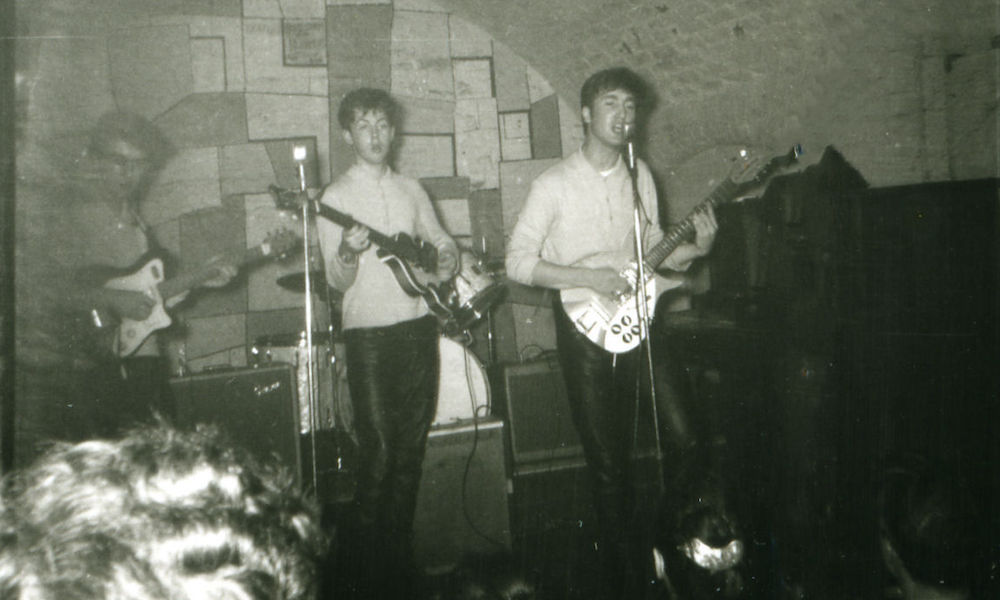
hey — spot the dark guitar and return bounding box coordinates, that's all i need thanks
[270,186,459,326]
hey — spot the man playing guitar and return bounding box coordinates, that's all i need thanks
[506,68,717,600]
[316,87,458,599]
[15,111,237,467]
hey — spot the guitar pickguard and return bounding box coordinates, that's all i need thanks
[105,258,172,357]
[560,272,685,354]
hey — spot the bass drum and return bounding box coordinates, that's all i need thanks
[435,336,491,425]
[334,336,490,428]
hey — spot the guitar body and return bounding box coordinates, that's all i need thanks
[560,145,802,353]
[85,230,298,357]
[270,187,503,334]
[104,257,172,356]
[561,270,685,354]
[377,250,456,323]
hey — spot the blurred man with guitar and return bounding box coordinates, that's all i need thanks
[316,87,458,599]
[14,111,238,467]
[506,67,718,600]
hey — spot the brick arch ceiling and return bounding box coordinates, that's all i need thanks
[435,0,998,174]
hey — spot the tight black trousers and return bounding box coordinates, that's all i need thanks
[553,300,645,597]
[343,315,438,582]
[553,299,696,598]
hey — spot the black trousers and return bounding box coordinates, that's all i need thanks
[553,299,697,599]
[553,300,645,597]
[342,315,438,595]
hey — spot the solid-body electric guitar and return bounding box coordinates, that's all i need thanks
[90,229,299,357]
[560,145,802,353]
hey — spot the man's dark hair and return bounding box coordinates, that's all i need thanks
[86,110,174,169]
[337,87,401,131]
[579,67,648,111]
[0,422,327,600]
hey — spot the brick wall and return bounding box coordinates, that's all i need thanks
[437,0,999,199]
[13,0,999,376]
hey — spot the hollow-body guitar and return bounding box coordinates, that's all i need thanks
[560,145,803,353]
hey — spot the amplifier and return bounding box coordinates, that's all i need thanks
[492,357,583,471]
[169,365,302,484]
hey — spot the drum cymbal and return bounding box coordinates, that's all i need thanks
[276,271,340,296]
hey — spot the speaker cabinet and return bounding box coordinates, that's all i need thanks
[494,356,664,475]
[413,418,511,572]
[492,357,584,472]
[169,365,302,483]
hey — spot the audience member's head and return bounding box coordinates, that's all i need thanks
[0,422,326,600]
[652,485,747,599]
[436,553,540,600]
[879,457,980,600]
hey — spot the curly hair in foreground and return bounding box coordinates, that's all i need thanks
[0,423,327,600]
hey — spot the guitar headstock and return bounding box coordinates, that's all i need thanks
[260,228,301,259]
[727,144,803,200]
[269,184,304,213]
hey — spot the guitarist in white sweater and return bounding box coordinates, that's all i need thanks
[506,67,718,600]
[316,87,458,600]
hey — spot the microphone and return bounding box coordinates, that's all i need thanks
[292,144,308,193]
[623,123,637,173]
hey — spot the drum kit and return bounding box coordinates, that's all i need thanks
[252,250,505,440]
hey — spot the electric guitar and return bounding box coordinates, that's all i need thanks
[561,145,803,353]
[89,229,299,357]
[270,186,458,326]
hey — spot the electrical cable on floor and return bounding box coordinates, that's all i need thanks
[458,346,507,550]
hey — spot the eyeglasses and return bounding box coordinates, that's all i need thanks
[97,153,151,177]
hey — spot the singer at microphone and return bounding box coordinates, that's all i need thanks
[623,122,637,173]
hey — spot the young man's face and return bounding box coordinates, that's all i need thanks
[98,139,151,197]
[582,88,636,150]
[344,108,394,167]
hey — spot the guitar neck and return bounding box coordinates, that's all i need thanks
[312,202,429,266]
[642,145,801,271]
[314,203,397,250]
[643,178,737,270]
[156,246,263,302]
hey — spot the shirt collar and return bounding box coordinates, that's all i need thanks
[571,148,624,179]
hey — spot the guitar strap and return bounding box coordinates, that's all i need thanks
[130,205,177,276]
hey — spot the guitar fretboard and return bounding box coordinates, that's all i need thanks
[643,178,737,271]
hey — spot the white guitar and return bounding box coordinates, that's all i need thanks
[91,229,299,357]
[560,146,802,353]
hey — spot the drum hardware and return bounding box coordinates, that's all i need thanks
[275,270,344,299]
[441,250,506,336]
[331,336,490,427]
[250,331,339,435]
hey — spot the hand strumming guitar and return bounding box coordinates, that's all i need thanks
[436,247,459,281]
[586,267,629,298]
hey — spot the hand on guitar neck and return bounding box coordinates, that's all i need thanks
[560,144,802,353]
[83,229,299,357]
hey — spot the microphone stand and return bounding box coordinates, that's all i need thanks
[294,147,320,495]
[624,127,665,493]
